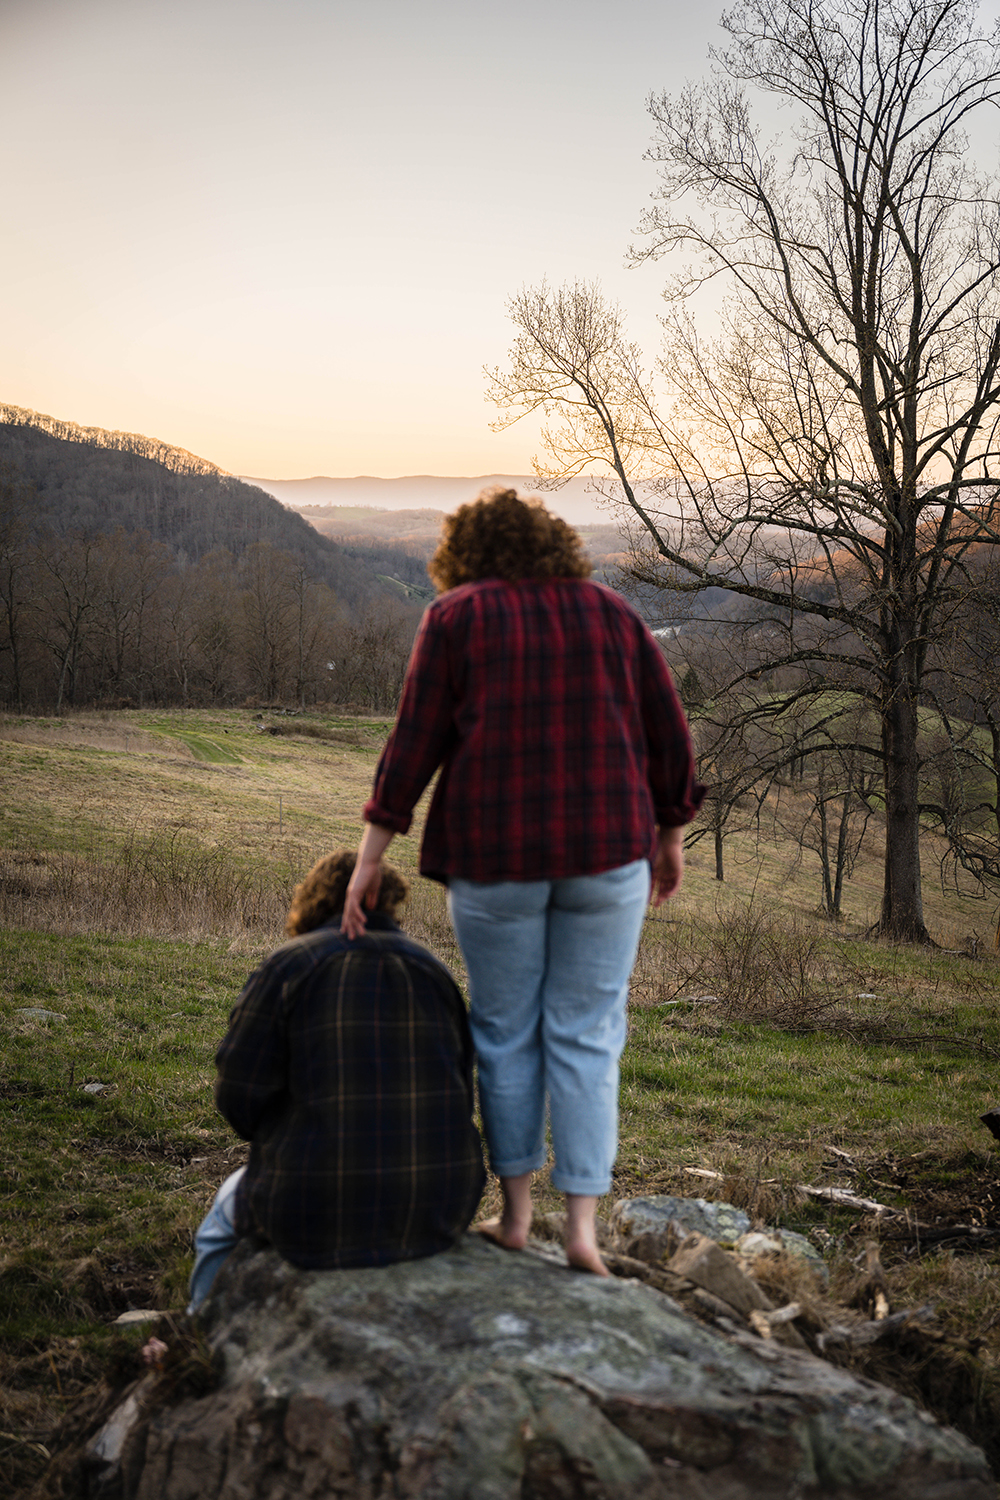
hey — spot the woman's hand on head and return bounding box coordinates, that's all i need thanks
[341,860,380,938]
[340,823,395,938]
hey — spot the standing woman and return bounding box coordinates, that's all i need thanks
[342,489,703,1273]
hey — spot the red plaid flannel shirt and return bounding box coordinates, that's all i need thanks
[364,579,704,883]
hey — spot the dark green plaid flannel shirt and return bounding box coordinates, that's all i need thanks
[215,912,485,1270]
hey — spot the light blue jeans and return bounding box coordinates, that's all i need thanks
[187,1166,246,1315]
[448,860,650,1196]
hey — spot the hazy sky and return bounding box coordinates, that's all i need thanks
[1,0,724,480]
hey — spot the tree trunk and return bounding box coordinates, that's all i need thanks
[714,822,724,882]
[818,804,833,914]
[54,653,69,714]
[0,577,25,710]
[816,763,834,916]
[876,675,929,942]
[832,791,852,921]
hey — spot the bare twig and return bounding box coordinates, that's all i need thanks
[797,1184,899,1216]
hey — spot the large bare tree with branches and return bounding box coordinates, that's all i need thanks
[489,0,1000,942]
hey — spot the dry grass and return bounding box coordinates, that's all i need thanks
[0,707,419,943]
[681,789,995,949]
[1,705,993,946]
[0,833,292,942]
[631,900,1000,1054]
[3,705,1000,1489]
[1,720,169,755]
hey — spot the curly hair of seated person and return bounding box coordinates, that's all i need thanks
[428,487,591,594]
[286,849,410,936]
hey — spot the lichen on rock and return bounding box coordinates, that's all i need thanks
[74,1232,995,1499]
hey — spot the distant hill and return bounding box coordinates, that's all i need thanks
[292,499,625,554]
[0,403,718,626]
[241,474,618,526]
[296,506,448,552]
[282,500,706,625]
[0,405,419,610]
[241,475,707,619]
[0,404,738,711]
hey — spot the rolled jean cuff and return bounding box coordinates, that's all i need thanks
[187,1165,246,1315]
[490,1149,548,1179]
[550,1170,612,1196]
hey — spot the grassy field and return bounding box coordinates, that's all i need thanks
[2,706,1000,1491]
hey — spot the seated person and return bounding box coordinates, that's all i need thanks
[187,850,485,1312]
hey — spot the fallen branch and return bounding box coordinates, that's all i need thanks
[683,1165,780,1185]
[797,1184,898,1216]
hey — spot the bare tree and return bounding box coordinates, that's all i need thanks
[333,602,418,712]
[33,532,103,712]
[0,467,33,709]
[239,543,299,703]
[287,567,345,709]
[236,544,348,706]
[159,568,200,708]
[774,741,879,918]
[489,0,1000,941]
[662,624,776,880]
[691,719,759,881]
[191,550,241,704]
[91,529,172,704]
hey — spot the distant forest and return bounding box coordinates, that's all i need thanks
[0,407,429,711]
[0,404,708,716]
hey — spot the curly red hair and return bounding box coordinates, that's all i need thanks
[428,488,591,593]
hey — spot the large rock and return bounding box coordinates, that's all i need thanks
[611,1195,828,1281]
[84,1234,993,1499]
[612,1195,751,1245]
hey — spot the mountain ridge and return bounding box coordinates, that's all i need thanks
[241,473,616,525]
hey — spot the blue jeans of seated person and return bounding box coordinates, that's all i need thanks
[187,1166,246,1315]
[448,859,650,1198]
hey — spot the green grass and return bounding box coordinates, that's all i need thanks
[144,722,243,764]
[2,705,1000,1490]
[4,918,994,1318]
[4,918,997,1341]
[619,1010,997,1171]
[1,930,251,1338]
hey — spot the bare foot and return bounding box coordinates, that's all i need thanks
[472,1215,529,1251]
[563,1192,609,1275]
[473,1172,533,1251]
[565,1237,611,1276]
